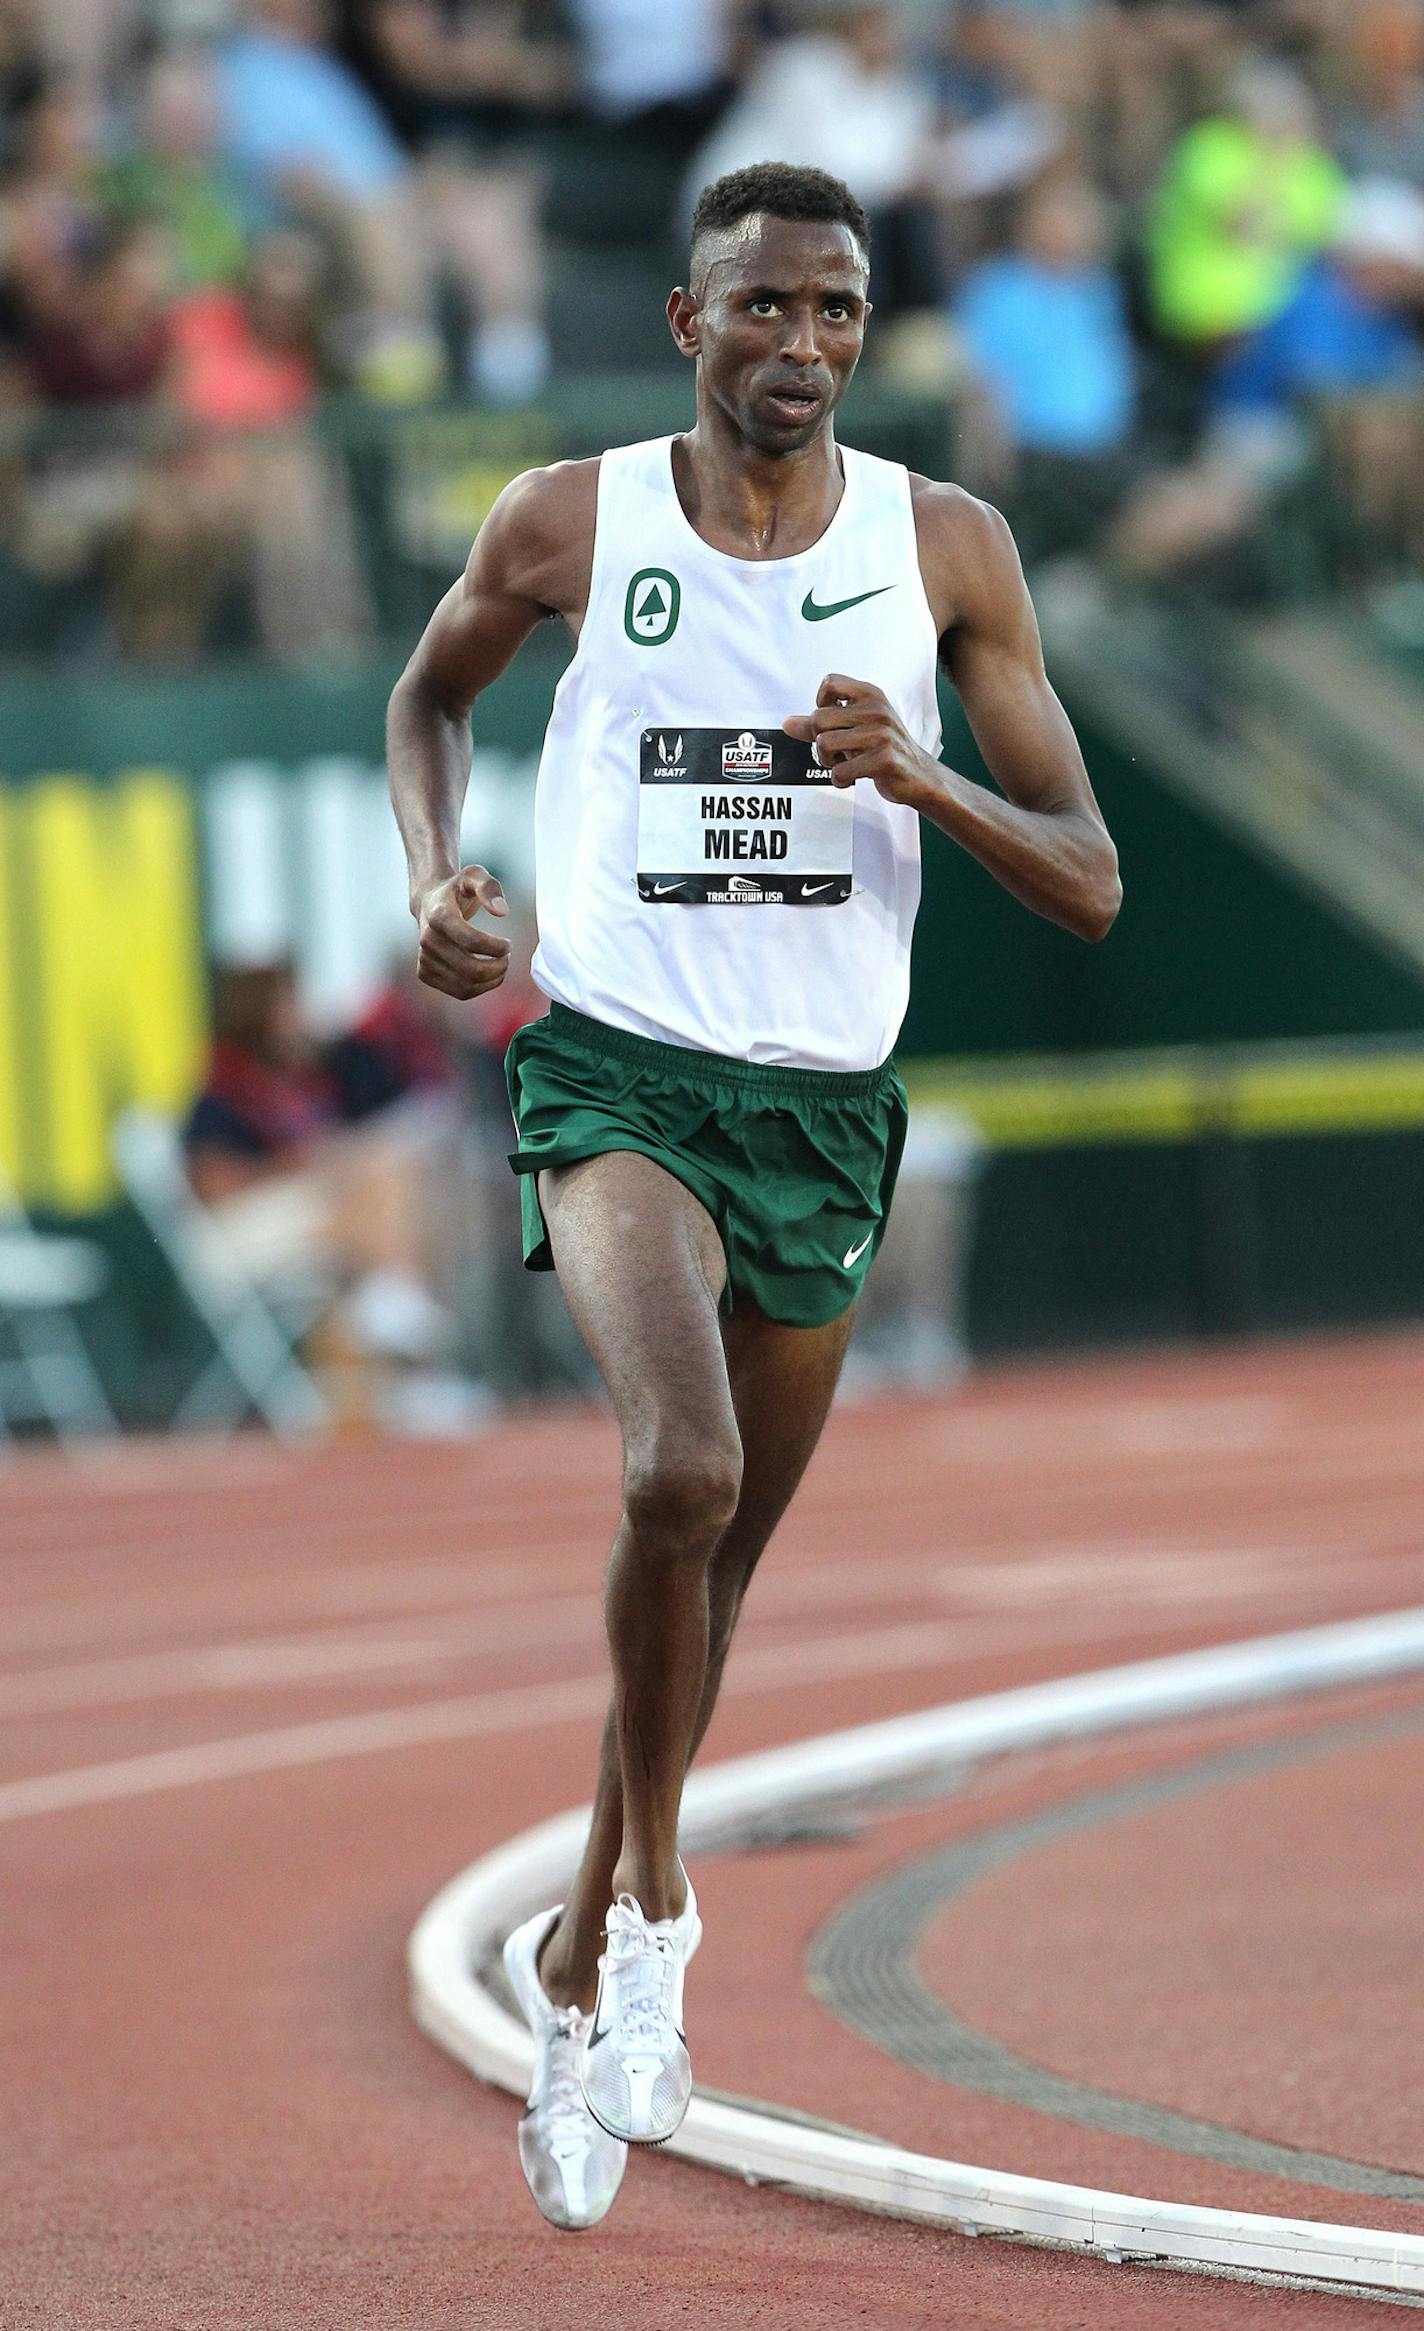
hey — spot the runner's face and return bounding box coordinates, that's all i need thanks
[687,218,870,455]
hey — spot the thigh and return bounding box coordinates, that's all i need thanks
[538,1150,736,1458]
[718,1300,855,1567]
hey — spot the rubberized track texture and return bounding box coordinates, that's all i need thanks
[5,1327,1424,2329]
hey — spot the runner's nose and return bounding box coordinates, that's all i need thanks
[780,307,820,369]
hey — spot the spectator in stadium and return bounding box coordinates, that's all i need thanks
[686,2,944,318]
[184,959,476,1426]
[323,960,459,1124]
[184,959,341,1206]
[568,0,739,145]
[954,173,1139,555]
[336,0,571,404]
[1219,172,1424,564]
[105,45,248,294]
[1147,57,1345,350]
[1091,2,1254,200]
[19,211,169,403]
[0,212,242,657]
[1112,177,1424,582]
[1215,177,1424,422]
[217,0,446,399]
[21,0,142,105]
[170,227,373,657]
[1335,1,1424,189]
[0,74,109,329]
[0,0,48,168]
[913,0,1068,241]
[957,0,1102,124]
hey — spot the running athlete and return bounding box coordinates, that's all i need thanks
[387,162,1120,2230]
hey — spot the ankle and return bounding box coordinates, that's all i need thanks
[536,1915,598,2015]
[611,1859,687,1924]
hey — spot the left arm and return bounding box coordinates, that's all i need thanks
[783,485,1121,942]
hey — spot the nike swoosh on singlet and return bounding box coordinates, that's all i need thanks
[843,1231,874,1268]
[801,586,894,622]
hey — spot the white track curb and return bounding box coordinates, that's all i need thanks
[410,1607,1424,2296]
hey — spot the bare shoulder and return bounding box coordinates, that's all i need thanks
[907,474,1024,639]
[488,455,601,547]
[468,455,601,619]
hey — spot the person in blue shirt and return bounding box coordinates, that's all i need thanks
[956,175,1139,557]
[1110,179,1424,584]
[1215,177,1424,418]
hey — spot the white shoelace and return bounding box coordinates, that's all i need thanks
[599,1895,680,2048]
[544,2007,593,2152]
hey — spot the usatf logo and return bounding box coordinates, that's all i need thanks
[624,569,681,646]
[642,729,685,776]
[721,730,773,779]
[727,875,764,893]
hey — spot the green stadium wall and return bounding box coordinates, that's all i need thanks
[1,651,1420,1403]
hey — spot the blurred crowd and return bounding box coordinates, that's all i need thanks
[0,0,1421,653]
[178,943,558,1425]
[176,940,982,1423]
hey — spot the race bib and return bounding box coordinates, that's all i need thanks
[636,728,853,906]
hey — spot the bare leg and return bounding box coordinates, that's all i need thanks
[539,1231,853,2010]
[535,1152,741,2004]
[694,1301,855,1758]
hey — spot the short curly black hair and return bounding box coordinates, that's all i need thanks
[690,162,871,286]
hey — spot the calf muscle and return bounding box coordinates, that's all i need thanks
[534,1155,851,2007]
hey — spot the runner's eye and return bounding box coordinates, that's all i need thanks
[749,298,780,317]
[824,303,851,322]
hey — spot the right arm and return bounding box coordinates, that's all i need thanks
[386,458,596,998]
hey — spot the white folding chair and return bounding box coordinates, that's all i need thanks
[0,1179,119,1446]
[112,1109,327,1437]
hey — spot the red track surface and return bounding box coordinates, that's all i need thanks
[6,1329,1424,2328]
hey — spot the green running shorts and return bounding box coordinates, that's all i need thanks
[504,1001,908,1328]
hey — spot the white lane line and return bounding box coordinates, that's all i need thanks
[12,1478,1424,1668]
[0,1553,609,1658]
[0,1508,613,1581]
[0,1555,987,1710]
[0,1614,1058,1824]
[8,1546,1424,1726]
[0,1600,600,1715]
[5,1402,1417,1567]
[922,1396,1289,1462]
[0,1557,957,1713]
[410,1606,1424,2299]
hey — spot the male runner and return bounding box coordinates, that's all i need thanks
[387,161,1120,2230]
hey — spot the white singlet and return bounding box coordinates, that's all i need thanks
[529,433,942,1072]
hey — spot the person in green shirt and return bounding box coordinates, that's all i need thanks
[106,48,249,292]
[1149,58,1345,347]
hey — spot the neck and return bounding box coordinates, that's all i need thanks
[676,394,843,559]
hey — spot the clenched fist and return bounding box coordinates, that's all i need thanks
[414,863,511,999]
[784,673,939,809]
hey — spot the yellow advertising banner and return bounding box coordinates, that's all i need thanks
[0,772,206,1209]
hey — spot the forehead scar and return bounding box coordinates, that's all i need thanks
[693,219,868,297]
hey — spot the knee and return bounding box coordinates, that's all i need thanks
[623,1434,743,1559]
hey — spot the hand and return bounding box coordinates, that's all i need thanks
[414,864,511,999]
[783,674,938,809]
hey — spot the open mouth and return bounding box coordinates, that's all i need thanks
[765,386,823,424]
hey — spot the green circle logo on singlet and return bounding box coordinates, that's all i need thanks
[624,568,681,645]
